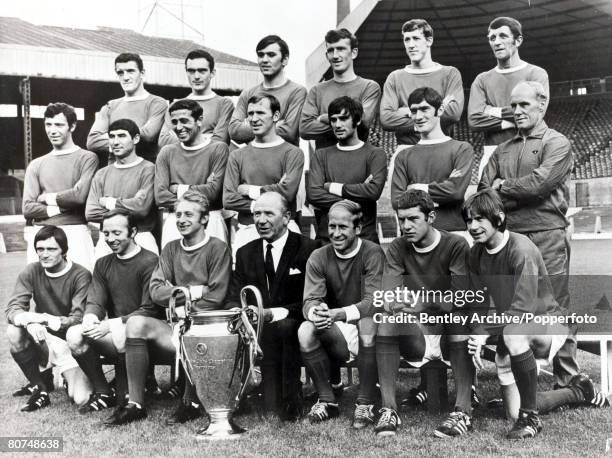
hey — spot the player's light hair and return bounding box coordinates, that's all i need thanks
[34,225,68,256]
[256,191,290,214]
[462,189,506,232]
[407,86,443,112]
[184,49,215,71]
[394,189,435,215]
[115,52,144,72]
[401,19,434,39]
[256,35,290,59]
[489,17,522,39]
[44,103,77,128]
[329,199,363,227]
[325,28,358,49]
[514,81,548,104]
[102,209,138,234]
[247,93,281,117]
[328,96,363,127]
[175,189,210,217]
[169,99,204,120]
[108,118,140,139]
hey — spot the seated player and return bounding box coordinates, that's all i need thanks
[156,99,229,247]
[66,211,161,415]
[86,119,158,258]
[375,190,474,438]
[6,225,92,411]
[299,200,383,428]
[463,189,587,439]
[107,190,231,425]
[307,96,387,243]
[226,191,318,420]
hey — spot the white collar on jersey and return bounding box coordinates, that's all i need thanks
[494,61,528,74]
[50,145,80,156]
[403,63,442,74]
[413,229,441,253]
[187,93,216,101]
[486,230,510,254]
[44,260,73,278]
[262,78,289,90]
[123,91,150,101]
[334,238,362,259]
[180,233,210,251]
[332,75,358,83]
[252,138,285,148]
[114,156,144,169]
[337,141,364,151]
[182,135,212,150]
[117,244,141,260]
[418,136,452,145]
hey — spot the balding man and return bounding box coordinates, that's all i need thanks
[478,80,576,388]
[226,191,318,421]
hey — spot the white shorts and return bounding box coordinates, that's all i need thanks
[335,321,359,363]
[403,333,451,368]
[161,210,227,249]
[478,145,497,182]
[94,231,159,259]
[25,224,95,272]
[107,319,127,353]
[231,220,300,264]
[40,333,79,375]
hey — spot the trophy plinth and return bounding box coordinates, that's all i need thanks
[196,410,246,441]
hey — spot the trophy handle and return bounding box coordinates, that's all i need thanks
[168,287,194,385]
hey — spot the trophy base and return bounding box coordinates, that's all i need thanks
[196,418,246,441]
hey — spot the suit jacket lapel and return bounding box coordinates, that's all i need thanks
[270,231,298,301]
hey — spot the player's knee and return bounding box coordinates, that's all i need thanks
[125,315,150,339]
[65,325,87,354]
[502,331,529,354]
[7,324,28,351]
[297,321,317,348]
[359,333,375,348]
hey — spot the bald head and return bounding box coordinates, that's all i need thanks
[253,191,290,241]
[510,81,547,133]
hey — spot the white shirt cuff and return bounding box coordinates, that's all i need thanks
[45,193,58,206]
[44,314,62,332]
[269,307,289,322]
[177,184,190,199]
[46,206,61,217]
[250,200,256,213]
[248,186,262,201]
[491,107,503,118]
[189,285,204,300]
[501,120,515,130]
[104,197,117,211]
[329,182,343,197]
[343,305,361,323]
[307,307,318,322]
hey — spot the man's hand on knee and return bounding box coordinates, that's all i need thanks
[81,321,110,340]
[26,323,47,343]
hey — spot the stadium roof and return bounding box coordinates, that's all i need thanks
[306,0,612,87]
[0,16,261,91]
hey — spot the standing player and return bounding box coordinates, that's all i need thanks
[106,190,231,425]
[158,49,234,147]
[156,99,229,247]
[6,226,92,411]
[375,190,474,438]
[86,119,158,257]
[224,94,304,256]
[468,17,548,178]
[299,200,383,429]
[308,96,386,242]
[87,53,167,164]
[300,28,381,149]
[229,35,306,147]
[66,211,161,415]
[22,102,98,272]
[380,19,463,174]
[391,87,473,238]
[479,81,577,389]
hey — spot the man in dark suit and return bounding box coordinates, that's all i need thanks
[226,191,318,421]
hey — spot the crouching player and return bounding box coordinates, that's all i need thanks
[299,200,384,428]
[464,189,594,439]
[66,211,161,415]
[6,225,92,411]
[376,190,474,437]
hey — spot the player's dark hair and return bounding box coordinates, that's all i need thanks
[184,49,215,71]
[328,96,363,128]
[462,189,507,232]
[247,93,281,117]
[489,17,522,39]
[408,87,443,112]
[102,209,138,235]
[115,52,144,71]
[34,225,68,256]
[108,118,140,139]
[44,103,77,128]
[394,189,435,215]
[169,99,204,120]
[401,19,434,39]
[325,28,358,49]
[176,189,210,217]
[256,35,290,60]
[329,199,363,227]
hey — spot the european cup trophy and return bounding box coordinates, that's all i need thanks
[168,285,264,440]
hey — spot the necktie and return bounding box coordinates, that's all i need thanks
[265,243,275,288]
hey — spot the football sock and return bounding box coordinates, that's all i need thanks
[510,349,538,412]
[538,387,583,413]
[449,340,475,413]
[126,338,148,406]
[356,345,377,405]
[12,345,46,391]
[182,381,200,406]
[115,353,128,400]
[74,347,109,394]
[376,335,400,410]
[330,362,342,386]
[302,347,334,403]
